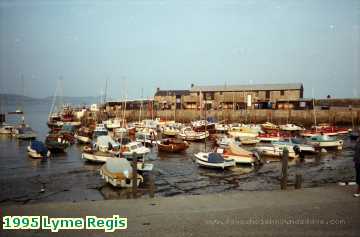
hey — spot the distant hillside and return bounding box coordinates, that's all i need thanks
[0,94,101,105]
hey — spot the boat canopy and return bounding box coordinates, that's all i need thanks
[31,140,48,154]
[208,153,225,163]
[105,158,132,178]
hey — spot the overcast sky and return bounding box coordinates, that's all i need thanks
[0,0,359,99]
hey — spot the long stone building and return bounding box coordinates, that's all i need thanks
[154,83,307,110]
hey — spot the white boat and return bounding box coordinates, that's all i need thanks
[272,138,316,154]
[93,123,108,138]
[103,118,122,129]
[162,126,180,137]
[194,152,236,169]
[99,158,143,188]
[216,136,234,148]
[215,123,230,133]
[135,129,158,146]
[178,127,209,141]
[27,140,51,159]
[255,143,298,158]
[81,135,120,162]
[74,133,92,144]
[0,124,14,134]
[305,135,343,150]
[228,125,259,138]
[120,141,151,159]
[279,124,304,131]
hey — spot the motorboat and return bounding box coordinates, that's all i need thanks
[279,124,304,131]
[13,126,37,140]
[157,138,189,153]
[99,158,143,188]
[120,141,151,160]
[257,132,282,142]
[261,122,279,132]
[0,123,14,135]
[215,123,230,133]
[272,138,316,154]
[135,129,158,146]
[228,126,259,138]
[191,120,216,133]
[82,135,120,162]
[178,127,209,141]
[27,140,50,159]
[194,152,236,169]
[45,134,70,152]
[216,135,234,148]
[255,143,298,158]
[75,127,93,144]
[305,135,343,150]
[93,123,108,138]
[103,118,122,129]
[162,126,180,137]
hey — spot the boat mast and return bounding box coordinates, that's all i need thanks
[49,79,59,120]
[139,88,143,123]
[312,88,317,132]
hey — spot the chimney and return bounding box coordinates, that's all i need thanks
[191,84,194,88]
[157,87,160,92]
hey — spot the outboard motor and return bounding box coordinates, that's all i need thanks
[293,145,304,159]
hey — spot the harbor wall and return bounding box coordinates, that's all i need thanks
[104,108,360,127]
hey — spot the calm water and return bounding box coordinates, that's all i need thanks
[0,102,357,205]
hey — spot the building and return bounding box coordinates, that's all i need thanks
[154,83,304,110]
[154,89,190,110]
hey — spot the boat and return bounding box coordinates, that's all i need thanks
[103,118,122,129]
[82,135,120,162]
[194,152,236,169]
[221,143,259,165]
[27,140,50,159]
[13,126,37,140]
[99,158,143,188]
[305,135,343,150]
[0,123,14,135]
[45,134,70,152]
[162,126,180,137]
[228,126,259,138]
[216,136,234,148]
[257,132,282,142]
[135,129,158,146]
[75,127,93,144]
[191,120,216,133]
[239,138,259,145]
[261,122,279,132]
[93,123,108,138]
[178,127,209,141]
[255,143,298,158]
[215,123,230,133]
[272,138,316,154]
[120,141,151,160]
[157,138,189,153]
[279,124,304,131]
[8,109,24,115]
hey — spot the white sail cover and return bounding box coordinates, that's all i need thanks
[228,142,252,156]
[105,158,132,178]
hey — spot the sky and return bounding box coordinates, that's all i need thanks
[0,0,359,99]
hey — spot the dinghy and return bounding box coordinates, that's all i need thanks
[99,158,143,188]
[194,152,236,169]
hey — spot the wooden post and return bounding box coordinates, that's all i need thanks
[149,173,155,198]
[132,152,138,199]
[295,174,302,189]
[281,147,289,190]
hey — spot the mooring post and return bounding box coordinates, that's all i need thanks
[295,173,303,189]
[149,172,155,198]
[281,147,289,190]
[132,152,138,199]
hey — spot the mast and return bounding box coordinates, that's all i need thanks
[312,88,317,132]
[139,88,143,123]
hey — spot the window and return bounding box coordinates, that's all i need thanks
[281,90,285,96]
[266,91,270,99]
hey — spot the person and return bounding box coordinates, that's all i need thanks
[354,137,360,197]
